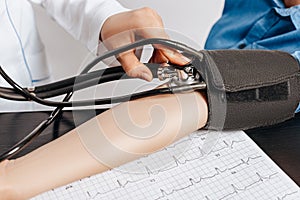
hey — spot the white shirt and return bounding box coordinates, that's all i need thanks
[0,0,128,112]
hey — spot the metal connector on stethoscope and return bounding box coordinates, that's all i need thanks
[157,64,207,93]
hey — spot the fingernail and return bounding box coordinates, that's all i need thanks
[141,72,153,82]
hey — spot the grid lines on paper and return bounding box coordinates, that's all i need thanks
[32,131,300,200]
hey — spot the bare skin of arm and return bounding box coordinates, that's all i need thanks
[0,6,194,199]
[284,0,300,7]
[0,91,208,200]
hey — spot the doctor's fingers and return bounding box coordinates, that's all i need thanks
[150,49,169,64]
[118,50,153,82]
[149,47,191,65]
[115,35,190,82]
[136,27,191,66]
[101,32,154,82]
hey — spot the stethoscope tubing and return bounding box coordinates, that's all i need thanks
[0,38,202,161]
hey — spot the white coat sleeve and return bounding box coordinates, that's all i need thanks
[30,0,129,52]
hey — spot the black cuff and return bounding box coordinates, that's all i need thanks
[192,50,300,130]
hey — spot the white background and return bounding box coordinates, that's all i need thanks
[32,0,224,81]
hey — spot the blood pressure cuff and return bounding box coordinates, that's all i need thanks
[193,50,300,130]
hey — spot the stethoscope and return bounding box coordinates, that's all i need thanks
[0,38,207,162]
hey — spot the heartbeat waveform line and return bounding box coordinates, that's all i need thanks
[141,131,230,159]
[116,130,243,176]
[219,172,279,200]
[55,133,217,197]
[140,138,245,170]
[84,139,247,198]
[227,155,262,171]
[141,138,247,176]
[276,191,299,200]
[50,138,251,199]
[114,133,201,166]
[81,137,245,197]
[35,131,300,200]
[155,172,278,200]
[210,139,245,153]
[88,155,262,199]
[92,140,245,183]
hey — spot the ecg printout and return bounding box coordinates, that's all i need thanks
[33,130,300,200]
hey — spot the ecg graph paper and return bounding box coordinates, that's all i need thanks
[33,130,300,200]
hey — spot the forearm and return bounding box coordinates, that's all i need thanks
[1,91,207,199]
[2,130,106,199]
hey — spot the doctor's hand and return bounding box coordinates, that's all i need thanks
[100,7,190,82]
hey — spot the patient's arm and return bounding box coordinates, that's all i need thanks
[0,91,208,200]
